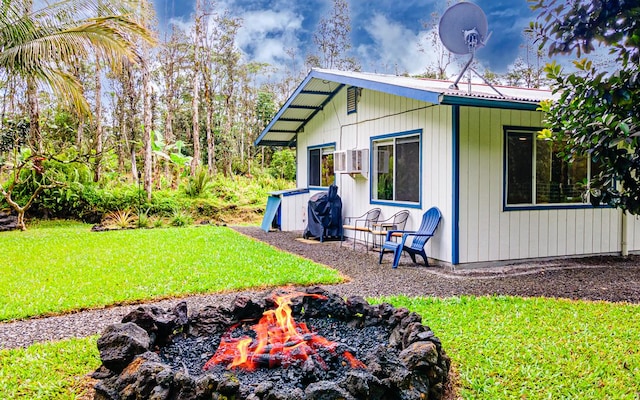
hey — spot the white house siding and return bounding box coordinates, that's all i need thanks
[297,87,454,263]
[457,106,625,264]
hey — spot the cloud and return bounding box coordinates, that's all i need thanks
[235,9,304,65]
[357,13,435,75]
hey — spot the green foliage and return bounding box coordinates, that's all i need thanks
[268,148,296,180]
[0,118,29,153]
[378,295,640,399]
[530,0,640,213]
[105,209,134,229]
[0,223,342,321]
[136,208,151,228]
[183,168,213,198]
[170,208,193,227]
[0,336,100,399]
[5,164,295,224]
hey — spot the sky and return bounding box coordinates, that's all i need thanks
[151,0,539,77]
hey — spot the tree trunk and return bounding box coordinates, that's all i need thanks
[27,78,42,153]
[16,209,26,231]
[131,145,138,184]
[205,100,214,175]
[94,61,103,182]
[142,58,153,200]
[77,117,84,150]
[190,0,202,175]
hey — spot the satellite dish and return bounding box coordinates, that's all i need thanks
[439,2,489,55]
[438,1,503,96]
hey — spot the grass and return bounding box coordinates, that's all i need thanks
[0,336,99,399]
[376,295,640,399]
[2,222,639,399]
[0,222,342,321]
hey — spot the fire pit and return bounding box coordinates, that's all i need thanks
[93,287,450,399]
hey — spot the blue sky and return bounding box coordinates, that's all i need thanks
[152,0,538,76]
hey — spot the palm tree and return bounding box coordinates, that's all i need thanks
[0,0,155,230]
[0,0,155,117]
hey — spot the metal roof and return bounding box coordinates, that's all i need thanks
[255,68,555,147]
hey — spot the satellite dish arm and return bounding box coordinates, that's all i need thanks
[450,52,475,90]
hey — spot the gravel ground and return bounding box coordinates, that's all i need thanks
[1,226,639,350]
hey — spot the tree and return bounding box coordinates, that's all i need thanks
[0,0,154,116]
[418,6,453,80]
[530,0,640,213]
[504,31,547,88]
[306,0,360,71]
[190,0,204,175]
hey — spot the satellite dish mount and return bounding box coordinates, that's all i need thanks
[438,2,503,96]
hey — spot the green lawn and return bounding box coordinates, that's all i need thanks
[1,223,638,399]
[0,223,342,321]
[378,295,640,400]
[0,337,100,399]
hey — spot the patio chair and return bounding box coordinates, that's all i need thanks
[341,208,381,250]
[379,207,442,268]
[368,210,410,250]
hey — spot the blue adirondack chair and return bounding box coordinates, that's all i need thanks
[378,207,442,268]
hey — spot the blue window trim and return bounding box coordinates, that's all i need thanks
[502,126,599,211]
[307,142,336,189]
[369,129,423,208]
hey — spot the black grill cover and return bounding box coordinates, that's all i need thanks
[303,184,343,241]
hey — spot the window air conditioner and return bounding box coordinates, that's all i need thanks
[333,149,369,178]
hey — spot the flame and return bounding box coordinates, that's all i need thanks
[203,291,366,371]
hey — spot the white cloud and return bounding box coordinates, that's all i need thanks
[357,13,436,75]
[235,9,303,65]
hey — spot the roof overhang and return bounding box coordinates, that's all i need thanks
[255,69,553,146]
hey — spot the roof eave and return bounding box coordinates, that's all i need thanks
[439,94,541,111]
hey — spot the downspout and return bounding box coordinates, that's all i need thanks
[621,210,628,256]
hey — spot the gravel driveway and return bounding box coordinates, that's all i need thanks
[1,226,638,349]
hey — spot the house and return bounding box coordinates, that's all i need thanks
[255,68,640,267]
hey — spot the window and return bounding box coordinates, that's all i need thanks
[308,144,335,187]
[372,131,421,204]
[505,128,599,206]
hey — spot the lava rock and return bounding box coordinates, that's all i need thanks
[122,303,185,346]
[115,352,173,399]
[232,294,266,320]
[346,295,370,316]
[97,323,150,372]
[399,341,439,369]
[189,305,233,336]
[342,369,385,399]
[305,380,356,400]
[0,212,18,232]
[93,288,451,400]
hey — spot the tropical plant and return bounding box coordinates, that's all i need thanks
[268,149,296,180]
[529,0,640,213]
[0,0,154,114]
[183,168,213,198]
[170,208,193,227]
[136,207,151,228]
[106,209,134,229]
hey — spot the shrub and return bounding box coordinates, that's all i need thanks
[183,168,212,198]
[170,208,193,227]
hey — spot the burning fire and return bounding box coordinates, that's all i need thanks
[203,291,366,371]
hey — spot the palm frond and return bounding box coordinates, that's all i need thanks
[0,0,155,114]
